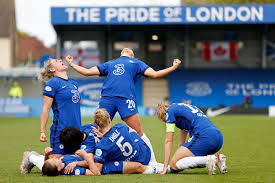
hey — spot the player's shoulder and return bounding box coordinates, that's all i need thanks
[68,77,78,84]
[81,123,97,131]
[46,76,59,84]
[113,123,128,129]
[168,103,178,111]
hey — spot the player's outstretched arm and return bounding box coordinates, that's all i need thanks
[66,55,100,76]
[40,96,53,142]
[161,132,174,174]
[144,59,181,78]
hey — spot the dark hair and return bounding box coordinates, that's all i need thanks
[42,160,59,176]
[60,126,83,154]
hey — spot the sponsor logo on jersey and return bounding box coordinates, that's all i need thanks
[45,86,52,92]
[71,90,80,103]
[186,82,212,97]
[114,161,120,166]
[62,86,66,89]
[75,169,80,175]
[59,144,64,149]
[81,145,87,150]
[95,149,102,157]
[113,64,125,75]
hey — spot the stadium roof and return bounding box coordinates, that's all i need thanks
[51,4,275,25]
[0,67,40,78]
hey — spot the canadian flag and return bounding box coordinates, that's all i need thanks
[202,42,238,61]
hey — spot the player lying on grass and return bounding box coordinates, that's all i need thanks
[21,123,162,175]
[42,148,159,176]
[20,123,99,174]
[157,103,227,175]
[92,108,163,173]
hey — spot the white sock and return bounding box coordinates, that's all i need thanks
[176,156,208,170]
[141,133,156,162]
[142,166,157,174]
[29,154,45,171]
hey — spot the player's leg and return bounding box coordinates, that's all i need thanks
[169,146,217,175]
[206,129,227,174]
[99,97,118,120]
[20,151,43,173]
[123,162,163,174]
[102,161,161,174]
[117,98,157,162]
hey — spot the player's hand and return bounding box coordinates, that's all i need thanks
[40,132,47,142]
[172,59,181,69]
[75,149,87,158]
[44,147,53,156]
[64,162,77,174]
[160,166,168,174]
[92,126,103,139]
[65,55,73,66]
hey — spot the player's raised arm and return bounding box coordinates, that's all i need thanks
[144,59,181,78]
[66,55,100,76]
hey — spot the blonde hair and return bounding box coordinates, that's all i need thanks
[39,60,54,82]
[157,103,170,122]
[94,108,110,129]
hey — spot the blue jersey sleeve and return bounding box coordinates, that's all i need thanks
[61,166,86,175]
[166,105,177,124]
[97,62,109,76]
[94,147,108,164]
[136,59,149,75]
[43,78,59,98]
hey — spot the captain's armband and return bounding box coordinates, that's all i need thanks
[166,123,175,133]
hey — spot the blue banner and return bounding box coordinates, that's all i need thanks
[51,5,275,25]
[169,69,275,108]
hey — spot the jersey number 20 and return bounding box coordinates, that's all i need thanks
[126,100,135,110]
[116,136,133,156]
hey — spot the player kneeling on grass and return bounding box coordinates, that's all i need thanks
[157,103,227,175]
[92,108,163,174]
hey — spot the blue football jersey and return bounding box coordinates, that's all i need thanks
[97,56,149,101]
[43,77,81,133]
[94,123,150,164]
[80,123,100,154]
[60,155,86,175]
[166,103,217,137]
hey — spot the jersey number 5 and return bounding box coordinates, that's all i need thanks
[116,136,133,156]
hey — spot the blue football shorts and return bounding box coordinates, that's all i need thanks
[183,128,223,156]
[99,96,138,120]
[102,161,124,174]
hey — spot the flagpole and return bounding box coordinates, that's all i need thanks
[261,25,267,69]
[184,25,189,68]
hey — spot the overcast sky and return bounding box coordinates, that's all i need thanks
[15,0,180,47]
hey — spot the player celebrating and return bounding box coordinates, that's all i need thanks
[157,103,227,175]
[92,108,161,174]
[21,59,82,174]
[66,48,181,162]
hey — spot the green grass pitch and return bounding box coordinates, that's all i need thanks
[0,115,275,183]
